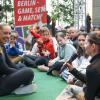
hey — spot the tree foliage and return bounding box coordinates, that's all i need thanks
[0,0,13,22]
[51,0,74,24]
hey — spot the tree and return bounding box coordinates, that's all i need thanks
[51,0,74,25]
[0,0,13,23]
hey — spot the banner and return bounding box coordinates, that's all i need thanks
[15,27,25,49]
[14,0,47,26]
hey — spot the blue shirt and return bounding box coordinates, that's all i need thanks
[5,42,23,56]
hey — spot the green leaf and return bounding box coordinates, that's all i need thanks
[51,0,74,24]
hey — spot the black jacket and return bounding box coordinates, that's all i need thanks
[0,46,17,75]
[70,53,100,100]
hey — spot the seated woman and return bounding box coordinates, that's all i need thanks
[60,33,91,86]
[47,32,77,75]
[59,32,100,100]
[0,24,35,96]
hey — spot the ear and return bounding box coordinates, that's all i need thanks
[92,43,96,50]
[64,37,66,40]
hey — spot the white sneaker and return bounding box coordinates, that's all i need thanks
[13,84,37,95]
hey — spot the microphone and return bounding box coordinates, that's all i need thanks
[60,53,78,73]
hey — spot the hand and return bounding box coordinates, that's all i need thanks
[36,53,40,56]
[63,61,74,71]
[67,75,74,84]
[10,43,15,48]
[26,51,32,55]
[42,50,50,56]
[48,60,54,67]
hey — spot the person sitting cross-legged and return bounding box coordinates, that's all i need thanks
[0,23,36,96]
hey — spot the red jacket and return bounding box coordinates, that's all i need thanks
[31,30,55,59]
[31,30,41,38]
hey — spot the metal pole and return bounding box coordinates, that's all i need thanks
[77,1,80,29]
[73,0,75,27]
[5,0,7,23]
[85,0,86,30]
[58,0,59,26]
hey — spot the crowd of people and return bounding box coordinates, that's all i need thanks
[0,23,100,100]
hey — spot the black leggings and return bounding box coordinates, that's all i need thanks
[47,61,64,75]
[23,55,49,67]
[35,56,50,66]
[23,55,37,67]
[0,68,34,96]
[0,53,34,96]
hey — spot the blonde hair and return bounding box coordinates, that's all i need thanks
[41,27,51,35]
[69,27,78,33]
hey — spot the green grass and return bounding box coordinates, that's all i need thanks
[0,69,66,100]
